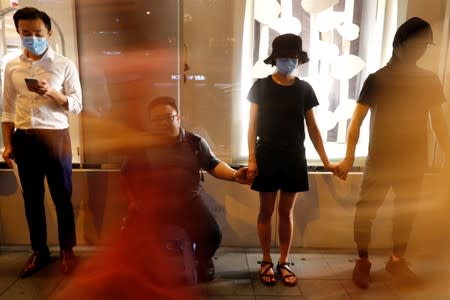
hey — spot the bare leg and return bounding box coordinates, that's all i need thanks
[258,192,277,283]
[278,192,297,262]
[278,191,298,285]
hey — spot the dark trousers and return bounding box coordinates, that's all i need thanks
[354,165,423,257]
[13,129,76,253]
[181,192,222,263]
[126,191,222,264]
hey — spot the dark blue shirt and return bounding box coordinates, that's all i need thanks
[121,129,220,210]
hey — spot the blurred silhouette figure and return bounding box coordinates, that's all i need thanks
[1,7,82,277]
[336,17,449,289]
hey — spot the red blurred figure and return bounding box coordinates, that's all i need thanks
[54,97,249,299]
[120,97,249,283]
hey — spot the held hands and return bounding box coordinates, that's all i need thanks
[233,156,353,184]
[323,161,337,176]
[334,157,354,180]
[230,158,257,185]
[234,167,253,185]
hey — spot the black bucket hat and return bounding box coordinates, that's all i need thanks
[264,33,309,65]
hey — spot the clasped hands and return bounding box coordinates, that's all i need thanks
[238,157,354,185]
[233,166,253,185]
[330,157,354,181]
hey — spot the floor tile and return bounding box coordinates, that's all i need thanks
[341,278,401,299]
[2,248,450,299]
[298,279,349,299]
[256,296,304,300]
[209,296,255,300]
[207,278,255,296]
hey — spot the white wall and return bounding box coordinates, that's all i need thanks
[0,170,448,258]
[202,172,449,252]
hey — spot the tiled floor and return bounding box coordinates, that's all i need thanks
[205,248,450,300]
[0,247,449,299]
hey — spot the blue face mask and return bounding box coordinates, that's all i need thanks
[22,36,48,56]
[276,58,298,75]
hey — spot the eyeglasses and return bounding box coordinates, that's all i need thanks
[408,42,433,49]
[149,114,178,123]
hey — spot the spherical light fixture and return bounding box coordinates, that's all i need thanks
[301,0,339,14]
[254,0,281,25]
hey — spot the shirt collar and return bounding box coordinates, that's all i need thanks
[20,46,55,62]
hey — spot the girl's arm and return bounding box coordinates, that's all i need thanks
[305,108,334,171]
[247,103,259,180]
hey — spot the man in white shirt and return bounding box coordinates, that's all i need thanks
[1,7,82,277]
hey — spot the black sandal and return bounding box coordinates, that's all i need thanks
[276,262,297,287]
[258,261,276,286]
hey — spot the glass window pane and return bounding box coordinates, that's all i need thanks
[76,0,182,165]
[182,0,408,167]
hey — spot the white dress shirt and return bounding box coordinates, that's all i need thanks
[1,47,82,129]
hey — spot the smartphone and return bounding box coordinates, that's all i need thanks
[24,77,39,88]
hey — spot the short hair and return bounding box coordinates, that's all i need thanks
[147,96,179,115]
[392,17,433,49]
[13,7,52,32]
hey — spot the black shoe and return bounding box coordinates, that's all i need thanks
[386,257,422,286]
[197,258,215,282]
[20,251,52,278]
[352,259,371,289]
[60,249,76,274]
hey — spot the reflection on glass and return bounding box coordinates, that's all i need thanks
[76,0,181,165]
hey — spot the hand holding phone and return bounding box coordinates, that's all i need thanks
[25,77,40,89]
[24,77,50,96]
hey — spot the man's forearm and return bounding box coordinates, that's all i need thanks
[46,88,69,110]
[209,162,236,181]
[345,125,360,161]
